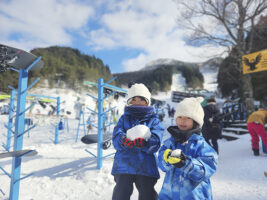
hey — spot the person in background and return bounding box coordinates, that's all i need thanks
[111,83,164,200]
[202,97,222,154]
[158,97,218,200]
[247,108,267,156]
[74,97,82,120]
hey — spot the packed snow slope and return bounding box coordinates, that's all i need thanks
[0,68,266,200]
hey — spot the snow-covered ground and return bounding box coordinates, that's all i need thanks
[0,112,267,200]
[199,65,218,93]
[171,73,186,92]
[0,68,267,200]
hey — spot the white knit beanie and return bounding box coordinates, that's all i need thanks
[174,97,204,127]
[127,83,151,105]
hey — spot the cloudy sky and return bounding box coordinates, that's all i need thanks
[0,0,224,73]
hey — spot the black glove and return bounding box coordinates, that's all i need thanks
[172,152,187,168]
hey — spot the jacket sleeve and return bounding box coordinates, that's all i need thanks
[112,116,128,151]
[141,118,164,154]
[181,142,218,183]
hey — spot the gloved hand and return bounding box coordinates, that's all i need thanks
[133,137,148,148]
[163,149,187,168]
[121,136,133,148]
[163,149,172,163]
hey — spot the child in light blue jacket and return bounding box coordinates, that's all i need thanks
[158,97,218,200]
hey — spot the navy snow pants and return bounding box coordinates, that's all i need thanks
[112,174,158,200]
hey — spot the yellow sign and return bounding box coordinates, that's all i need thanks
[242,49,267,74]
[0,95,54,102]
[0,95,10,100]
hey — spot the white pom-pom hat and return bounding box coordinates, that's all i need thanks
[127,83,151,105]
[174,97,204,127]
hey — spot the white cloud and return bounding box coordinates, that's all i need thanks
[0,0,228,72]
[89,29,117,50]
[0,0,94,50]
[122,53,149,71]
[87,0,226,71]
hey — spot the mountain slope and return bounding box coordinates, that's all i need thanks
[114,58,204,93]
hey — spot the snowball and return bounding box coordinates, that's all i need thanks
[171,149,182,157]
[126,124,151,141]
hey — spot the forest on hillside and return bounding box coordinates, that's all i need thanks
[114,63,204,93]
[0,46,113,92]
[30,47,113,89]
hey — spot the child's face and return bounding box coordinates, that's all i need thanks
[129,97,148,106]
[176,116,194,131]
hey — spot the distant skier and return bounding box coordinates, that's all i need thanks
[170,107,175,118]
[158,97,218,200]
[111,83,164,200]
[167,104,171,117]
[247,108,267,156]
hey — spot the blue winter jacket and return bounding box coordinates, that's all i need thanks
[158,132,218,200]
[111,106,164,178]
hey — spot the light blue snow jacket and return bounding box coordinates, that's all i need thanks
[158,133,218,200]
[111,106,164,178]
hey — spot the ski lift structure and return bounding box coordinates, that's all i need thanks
[0,47,42,200]
[171,91,206,103]
[79,77,127,169]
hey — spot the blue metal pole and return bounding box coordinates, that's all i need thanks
[83,112,86,136]
[75,111,82,143]
[242,103,246,120]
[108,108,112,134]
[97,78,104,169]
[5,90,15,151]
[9,69,28,200]
[54,97,60,144]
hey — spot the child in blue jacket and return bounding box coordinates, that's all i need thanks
[158,97,218,200]
[111,83,164,200]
